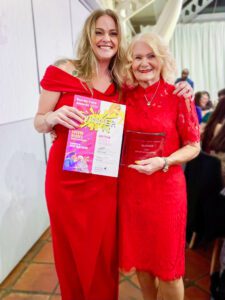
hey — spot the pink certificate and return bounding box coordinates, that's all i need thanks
[63,95,126,177]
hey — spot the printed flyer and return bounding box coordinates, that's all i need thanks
[63,95,126,177]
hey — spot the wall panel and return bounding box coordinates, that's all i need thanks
[0,0,39,124]
[70,0,90,48]
[32,0,74,78]
[0,119,48,283]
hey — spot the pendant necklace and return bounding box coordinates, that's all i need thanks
[144,80,161,107]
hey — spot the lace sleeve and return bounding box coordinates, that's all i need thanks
[177,97,200,145]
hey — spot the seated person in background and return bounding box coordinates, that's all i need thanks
[200,91,213,122]
[195,91,214,133]
[195,91,213,115]
[202,97,225,184]
[175,68,194,89]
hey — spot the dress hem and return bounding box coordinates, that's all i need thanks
[119,266,184,281]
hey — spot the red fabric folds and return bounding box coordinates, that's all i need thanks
[41,65,119,300]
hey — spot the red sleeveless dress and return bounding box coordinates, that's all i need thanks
[40,66,119,300]
[119,80,200,280]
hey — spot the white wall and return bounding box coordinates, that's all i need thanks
[33,0,74,78]
[0,0,39,124]
[0,0,90,283]
[170,22,225,101]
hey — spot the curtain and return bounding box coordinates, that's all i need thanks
[170,22,225,101]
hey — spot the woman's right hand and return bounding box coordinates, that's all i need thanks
[45,105,85,129]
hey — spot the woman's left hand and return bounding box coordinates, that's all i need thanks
[173,81,193,100]
[129,157,165,175]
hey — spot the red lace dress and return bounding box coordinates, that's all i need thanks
[119,80,200,280]
[40,66,119,300]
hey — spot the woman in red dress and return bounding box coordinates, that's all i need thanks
[34,9,125,300]
[34,8,193,300]
[119,32,201,300]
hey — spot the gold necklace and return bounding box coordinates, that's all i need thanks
[144,80,161,107]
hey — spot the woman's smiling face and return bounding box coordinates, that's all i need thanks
[91,15,119,62]
[131,40,162,87]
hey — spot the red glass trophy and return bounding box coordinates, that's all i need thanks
[120,130,166,165]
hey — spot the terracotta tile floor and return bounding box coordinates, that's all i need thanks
[0,228,211,299]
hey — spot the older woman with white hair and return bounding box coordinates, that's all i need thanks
[119,32,201,300]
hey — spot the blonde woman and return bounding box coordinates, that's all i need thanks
[34,9,125,300]
[34,8,194,300]
[119,32,200,300]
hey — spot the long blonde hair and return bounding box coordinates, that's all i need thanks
[71,9,126,89]
[125,32,177,86]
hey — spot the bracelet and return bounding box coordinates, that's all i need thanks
[162,157,169,173]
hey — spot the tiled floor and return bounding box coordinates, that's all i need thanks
[0,228,212,299]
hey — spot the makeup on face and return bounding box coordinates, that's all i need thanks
[92,15,119,62]
[131,40,161,87]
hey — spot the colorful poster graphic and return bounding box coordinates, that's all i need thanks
[63,95,126,177]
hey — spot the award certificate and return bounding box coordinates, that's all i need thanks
[63,95,126,177]
[120,130,166,166]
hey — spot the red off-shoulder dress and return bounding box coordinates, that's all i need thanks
[40,66,119,300]
[119,80,200,280]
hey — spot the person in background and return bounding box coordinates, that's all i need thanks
[175,68,194,89]
[194,91,212,112]
[218,88,225,102]
[200,91,213,121]
[195,91,214,134]
[194,91,202,123]
[119,32,200,300]
[202,97,225,300]
[202,97,225,184]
